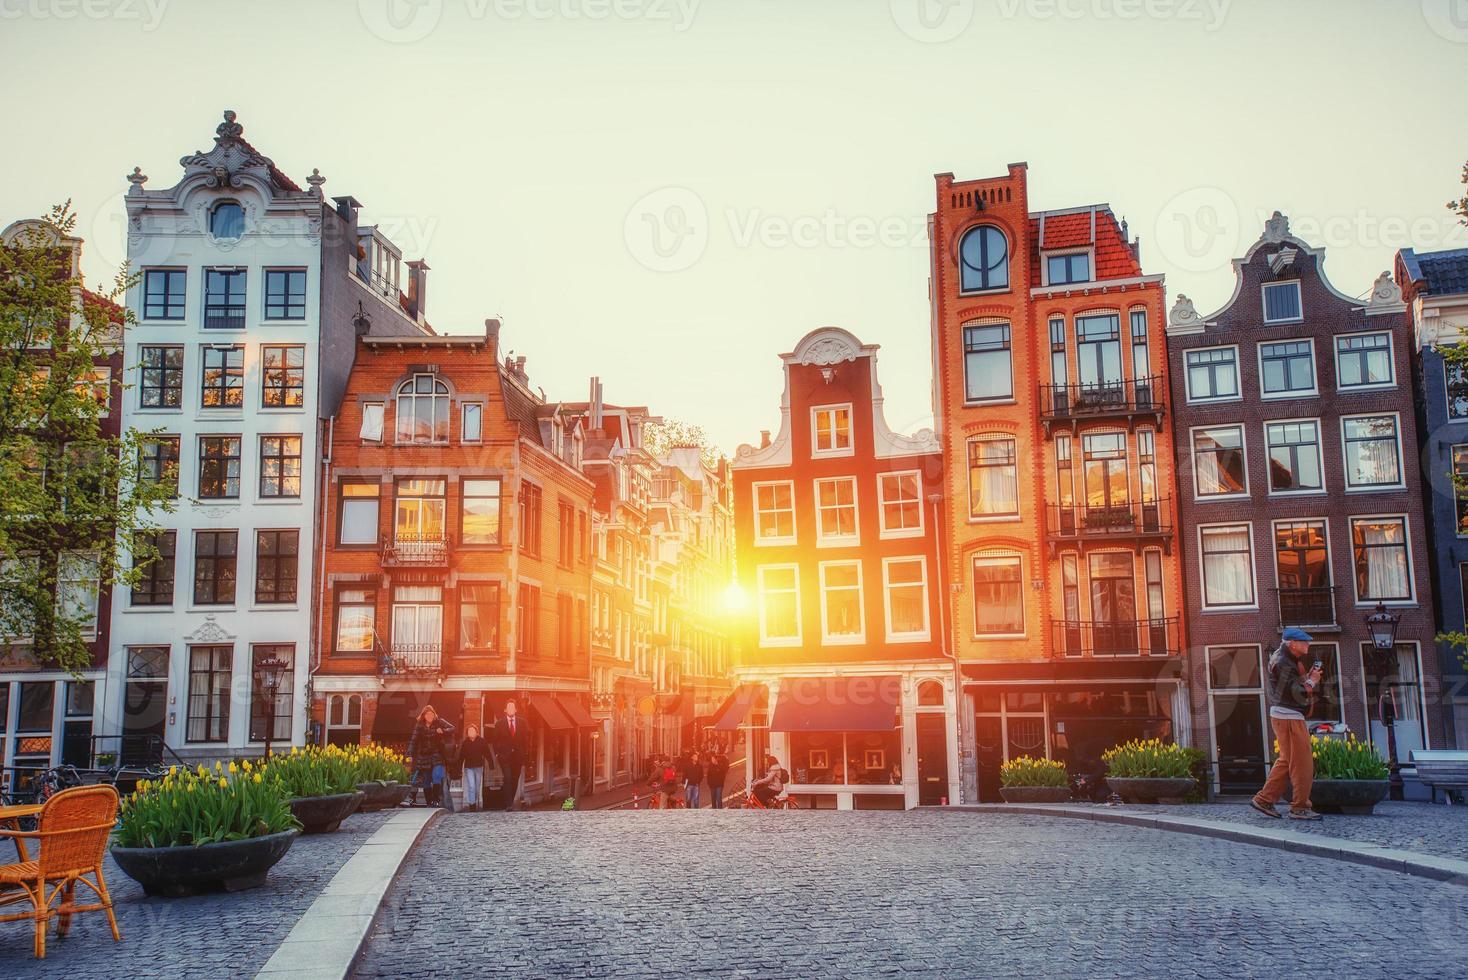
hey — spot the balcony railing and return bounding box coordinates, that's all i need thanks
[383,533,449,567]
[203,304,246,330]
[1050,616,1180,659]
[379,643,443,677]
[1038,376,1164,434]
[1274,587,1337,629]
[1047,498,1173,546]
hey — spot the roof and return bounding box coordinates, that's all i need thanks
[236,134,302,193]
[1027,205,1140,283]
[1401,247,1468,297]
[499,371,545,448]
[81,288,124,320]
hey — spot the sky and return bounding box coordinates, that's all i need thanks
[3,0,1466,455]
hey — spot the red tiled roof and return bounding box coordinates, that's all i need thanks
[81,288,124,319]
[1028,207,1141,284]
[237,135,302,193]
[1041,211,1092,249]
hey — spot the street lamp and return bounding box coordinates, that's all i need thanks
[1363,602,1404,800]
[256,653,290,760]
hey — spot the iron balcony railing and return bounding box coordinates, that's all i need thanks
[1274,587,1337,628]
[1050,616,1181,659]
[203,304,246,330]
[1047,497,1173,541]
[1038,376,1164,426]
[379,642,443,677]
[383,532,449,567]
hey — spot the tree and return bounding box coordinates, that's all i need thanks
[1450,159,1468,227]
[0,203,173,673]
[642,417,723,470]
[1435,165,1468,668]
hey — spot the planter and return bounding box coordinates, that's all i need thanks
[1310,778,1389,815]
[111,829,299,898]
[1105,776,1196,804]
[356,781,408,813]
[999,786,1071,804]
[289,791,365,834]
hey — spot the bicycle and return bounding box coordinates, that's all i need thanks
[743,789,800,810]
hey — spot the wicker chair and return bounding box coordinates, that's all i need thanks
[0,784,121,958]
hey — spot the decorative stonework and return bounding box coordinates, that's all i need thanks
[306,168,326,198]
[1168,294,1205,331]
[178,110,285,195]
[786,327,868,367]
[127,166,148,192]
[1261,210,1291,244]
[185,616,235,644]
[1365,270,1406,315]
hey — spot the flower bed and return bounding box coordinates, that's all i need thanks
[1103,738,1201,803]
[999,756,1070,803]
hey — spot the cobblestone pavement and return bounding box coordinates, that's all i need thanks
[356,809,1468,979]
[1144,801,1466,861]
[4,808,395,979]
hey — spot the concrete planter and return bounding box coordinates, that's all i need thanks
[289,791,365,834]
[111,829,299,897]
[999,786,1071,804]
[1105,776,1196,804]
[1310,779,1389,815]
[356,781,409,813]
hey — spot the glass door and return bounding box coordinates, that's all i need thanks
[1088,553,1137,656]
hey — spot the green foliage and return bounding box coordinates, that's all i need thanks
[1311,735,1389,781]
[1000,755,1068,788]
[1102,738,1203,779]
[342,742,411,784]
[1451,159,1468,227]
[261,745,362,799]
[641,417,722,469]
[113,761,299,848]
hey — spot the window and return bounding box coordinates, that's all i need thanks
[1262,280,1302,323]
[254,530,298,604]
[395,374,450,443]
[1200,524,1255,608]
[815,477,858,544]
[259,436,302,498]
[1208,645,1263,690]
[1050,316,1068,391]
[754,482,796,544]
[1259,340,1315,397]
[812,405,852,455]
[461,403,483,443]
[193,530,238,605]
[557,592,574,659]
[1047,252,1090,285]
[263,269,306,320]
[139,346,184,407]
[209,202,244,240]
[139,436,180,496]
[187,645,232,742]
[518,482,542,555]
[883,557,928,640]
[131,530,175,606]
[1352,517,1412,603]
[968,435,1018,517]
[360,403,384,442]
[392,585,444,657]
[1454,447,1468,536]
[1341,415,1402,489]
[1274,520,1332,624]
[1335,332,1393,389]
[1266,420,1323,493]
[396,479,447,543]
[339,482,381,545]
[143,269,186,320]
[1192,425,1247,498]
[249,645,293,742]
[878,471,922,537]
[1185,347,1240,401]
[959,225,1008,292]
[262,346,305,408]
[461,478,502,545]
[1081,432,1129,517]
[1447,359,1468,420]
[757,565,800,645]
[819,561,864,643]
[460,583,501,651]
[56,552,100,632]
[203,269,246,329]
[200,345,244,407]
[516,583,540,656]
[1130,309,1152,403]
[963,322,1013,401]
[198,436,241,499]
[972,555,1023,636]
[558,500,575,567]
[335,588,376,652]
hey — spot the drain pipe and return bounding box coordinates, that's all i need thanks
[311,414,335,744]
[928,491,963,804]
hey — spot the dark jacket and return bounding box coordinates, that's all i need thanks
[408,718,456,768]
[1266,645,1314,715]
[705,755,729,786]
[459,735,490,769]
[492,712,532,767]
[684,762,705,785]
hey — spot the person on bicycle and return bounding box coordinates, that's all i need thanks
[751,759,787,808]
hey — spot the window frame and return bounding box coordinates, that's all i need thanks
[971,553,1025,639]
[202,268,247,330]
[756,563,801,648]
[817,559,865,645]
[142,268,187,321]
[1264,417,1325,497]
[253,529,299,606]
[333,585,377,654]
[1044,249,1092,287]
[200,344,245,409]
[1334,330,1396,392]
[810,403,855,458]
[138,345,185,409]
[139,435,180,498]
[258,434,303,499]
[967,433,1020,520]
[461,401,484,444]
[1349,514,1416,606]
[360,402,385,442]
[1183,345,1242,404]
[1190,423,1249,501]
[394,373,451,445]
[1339,412,1405,492]
[459,581,502,653]
[130,529,176,607]
[1261,280,1304,325]
[962,321,1015,403]
[518,481,543,556]
[192,529,238,607]
[1444,354,1468,421]
[197,435,242,500]
[186,644,232,744]
[1256,337,1317,400]
[814,476,860,548]
[877,470,924,539]
[1197,522,1258,611]
[248,644,294,743]
[262,268,307,321]
[958,224,1010,294]
[460,477,504,548]
[260,345,305,409]
[1453,445,1468,539]
[881,555,930,643]
[337,479,382,547]
[752,480,797,547]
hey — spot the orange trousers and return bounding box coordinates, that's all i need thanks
[1254,716,1313,811]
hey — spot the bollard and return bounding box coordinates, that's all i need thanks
[940,796,948,806]
[632,793,639,810]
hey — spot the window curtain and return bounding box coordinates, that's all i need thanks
[1202,528,1252,604]
[1357,435,1399,484]
[1362,523,1408,599]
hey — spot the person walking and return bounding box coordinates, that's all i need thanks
[684,752,704,809]
[407,705,457,811]
[1252,628,1324,821]
[493,698,532,811]
[705,748,729,809]
[459,724,490,812]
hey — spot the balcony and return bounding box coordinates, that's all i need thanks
[203,304,246,330]
[382,533,449,568]
[1046,499,1173,553]
[1273,587,1338,630]
[379,642,443,677]
[1039,376,1165,436]
[1050,617,1181,659]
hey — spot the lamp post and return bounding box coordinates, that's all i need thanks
[256,653,290,760]
[1364,602,1404,801]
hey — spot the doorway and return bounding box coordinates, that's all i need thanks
[1089,552,1137,656]
[122,647,169,765]
[915,712,949,805]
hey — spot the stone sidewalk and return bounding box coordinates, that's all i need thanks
[1147,801,1466,862]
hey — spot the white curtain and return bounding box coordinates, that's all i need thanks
[1202,528,1252,605]
[1362,522,1408,599]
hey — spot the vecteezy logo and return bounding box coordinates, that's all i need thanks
[890,0,974,43]
[1152,186,1241,275]
[624,187,709,273]
[358,0,443,44]
[1423,0,1468,42]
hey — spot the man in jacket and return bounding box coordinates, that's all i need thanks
[493,698,532,811]
[1252,628,1324,820]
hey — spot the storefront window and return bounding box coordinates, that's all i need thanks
[789,730,902,786]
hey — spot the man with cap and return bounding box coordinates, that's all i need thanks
[1252,627,1324,820]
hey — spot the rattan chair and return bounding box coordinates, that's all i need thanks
[0,784,121,958]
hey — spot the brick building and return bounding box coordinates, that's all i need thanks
[927,165,1186,803]
[1168,212,1446,794]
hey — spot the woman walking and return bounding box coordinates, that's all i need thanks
[459,724,490,811]
[408,705,457,811]
[684,752,705,809]
[705,748,729,809]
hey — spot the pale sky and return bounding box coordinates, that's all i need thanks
[3,0,1465,454]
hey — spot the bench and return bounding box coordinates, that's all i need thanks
[1409,749,1468,804]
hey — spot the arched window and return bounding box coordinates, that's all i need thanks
[959,225,1008,292]
[329,695,344,727]
[346,694,362,727]
[209,201,244,240]
[917,680,944,707]
[395,374,450,443]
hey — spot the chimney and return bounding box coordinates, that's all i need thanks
[760,430,771,449]
[484,317,501,345]
[514,356,528,383]
[406,259,430,322]
[590,376,604,430]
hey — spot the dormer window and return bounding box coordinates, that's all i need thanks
[395,374,449,444]
[1263,281,1303,324]
[1046,252,1091,286]
[959,225,1008,292]
[811,405,853,457]
[209,202,244,241]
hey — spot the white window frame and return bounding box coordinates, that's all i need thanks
[814,476,860,548]
[756,563,801,647]
[1197,522,1258,611]
[1339,412,1405,493]
[1263,417,1326,497]
[1269,516,1335,607]
[1190,423,1250,501]
[881,556,930,643]
[1256,337,1317,400]
[877,470,925,539]
[971,553,1026,639]
[1261,280,1304,325]
[1334,330,1396,392]
[818,559,865,645]
[1183,345,1243,404]
[1042,248,1094,287]
[1348,513,1417,606]
[810,403,854,459]
[460,402,484,444]
[966,433,1021,521]
[751,480,797,547]
[360,402,384,442]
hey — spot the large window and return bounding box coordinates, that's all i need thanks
[460,583,501,652]
[143,269,186,320]
[558,500,575,567]
[259,436,302,498]
[518,482,542,555]
[1335,332,1393,389]
[198,436,241,499]
[973,555,1023,636]
[1266,420,1323,493]
[1200,524,1255,608]
[1274,520,1333,624]
[968,435,1018,517]
[1047,252,1090,285]
[877,471,922,537]
[392,585,444,656]
[461,478,502,545]
[131,530,175,606]
[262,346,305,407]
[461,403,483,443]
[1454,446,1468,536]
[1259,340,1315,397]
[1342,415,1402,489]
[57,552,100,632]
[203,269,246,329]
[883,557,929,641]
[334,588,376,652]
[1076,314,1123,391]
[263,269,306,320]
[1192,425,1247,498]
[1447,359,1468,420]
[339,482,381,545]
[187,645,232,742]
[209,202,244,240]
[811,405,852,455]
[790,729,902,787]
[139,436,179,497]
[1185,347,1240,402]
[395,374,450,443]
[757,565,800,645]
[819,561,864,643]
[815,477,858,545]
[249,645,294,742]
[193,530,238,606]
[1081,432,1129,518]
[254,530,298,604]
[200,345,244,407]
[1262,280,1302,323]
[139,346,184,408]
[754,481,796,544]
[396,479,447,543]
[516,584,539,656]
[959,225,1008,292]
[1352,517,1412,603]
[963,322,1013,402]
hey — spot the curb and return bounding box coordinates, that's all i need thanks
[937,804,1468,886]
[254,806,442,979]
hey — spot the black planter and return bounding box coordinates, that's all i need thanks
[1310,778,1389,815]
[289,791,366,833]
[111,829,299,898]
[999,786,1071,804]
[356,781,408,813]
[1104,776,1196,803]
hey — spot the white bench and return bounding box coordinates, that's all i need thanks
[1409,749,1468,804]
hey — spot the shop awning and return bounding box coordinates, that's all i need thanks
[768,676,900,733]
[709,683,764,732]
[529,697,573,731]
[556,696,596,729]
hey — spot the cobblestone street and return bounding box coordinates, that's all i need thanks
[356,809,1468,979]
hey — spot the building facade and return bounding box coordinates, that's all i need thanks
[1168,212,1446,793]
[927,166,1186,803]
[730,327,956,810]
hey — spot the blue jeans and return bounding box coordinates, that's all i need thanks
[432,764,454,811]
[685,783,701,809]
[709,784,724,809]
